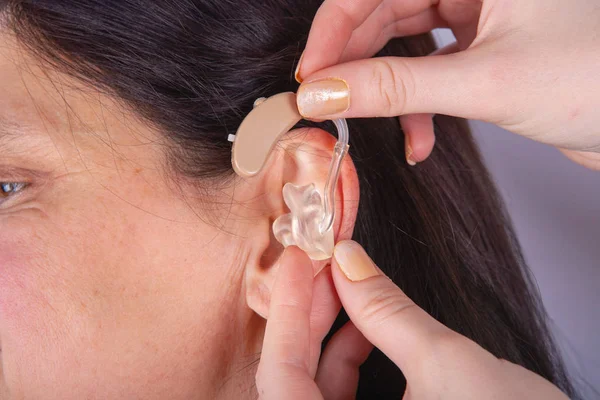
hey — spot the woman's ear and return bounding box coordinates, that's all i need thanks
[240,127,359,319]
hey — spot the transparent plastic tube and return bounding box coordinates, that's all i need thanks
[319,118,350,235]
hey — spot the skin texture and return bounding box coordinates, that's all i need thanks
[0,31,359,400]
[295,0,600,169]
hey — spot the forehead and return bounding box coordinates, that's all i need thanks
[0,45,53,156]
[0,32,67,135]
[0,30,163,161]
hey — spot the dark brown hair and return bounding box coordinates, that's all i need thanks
[2,0,576,398]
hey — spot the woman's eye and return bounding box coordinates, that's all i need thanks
[0,182,28,199]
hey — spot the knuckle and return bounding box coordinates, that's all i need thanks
[369,58,414,115]
[277,356,310,373]
[414,331,492,388]
[359,286,417,326]
[421,329,478,372]
[432,329,472,358]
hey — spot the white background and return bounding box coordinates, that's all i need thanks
[432,29,600,398]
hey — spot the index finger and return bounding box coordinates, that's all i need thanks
[300,0,434,78]
[256,246,323,400]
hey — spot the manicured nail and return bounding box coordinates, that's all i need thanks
[406,145,417,166]
[334,240,379,282]
[294,51,305,83]
[297,78,350,118]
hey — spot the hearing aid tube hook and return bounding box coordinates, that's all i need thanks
[320,118,349,235]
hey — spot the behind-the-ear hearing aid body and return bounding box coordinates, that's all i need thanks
[228,92,349,260]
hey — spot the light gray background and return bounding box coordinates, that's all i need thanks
[432,29,600,398]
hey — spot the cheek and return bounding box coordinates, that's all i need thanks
[0,182,237,398]
[0,217,98,398]
[0,223,58,395]
[0,202,206,398]
[0,223,47,332]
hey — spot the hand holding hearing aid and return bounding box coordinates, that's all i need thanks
[295,0,600,170]
[256,242,569,400]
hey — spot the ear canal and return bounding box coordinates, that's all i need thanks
[272,183,334,260]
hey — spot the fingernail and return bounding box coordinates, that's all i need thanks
[406,145,417,166]
[334,240,379,282]
[294,51,305,83]
[297,78,350,118]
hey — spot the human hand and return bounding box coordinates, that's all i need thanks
[256,242,569,399]
[295,0,600,169]
[255,246,373,400]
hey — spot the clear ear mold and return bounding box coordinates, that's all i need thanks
[272,183,335,261]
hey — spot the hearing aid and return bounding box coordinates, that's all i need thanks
[228,92,349,260]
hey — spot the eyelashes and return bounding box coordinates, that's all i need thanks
[0,182,29,204]
[0,166,47,206]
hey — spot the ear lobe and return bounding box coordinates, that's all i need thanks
[243,127,359,319]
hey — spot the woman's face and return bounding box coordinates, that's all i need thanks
[0,33,261,399]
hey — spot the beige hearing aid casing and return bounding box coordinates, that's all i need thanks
[231,92,302,177]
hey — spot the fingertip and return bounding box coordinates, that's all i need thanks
[333,240,380,282]
[281,245,312,268]
[400,114,436,164]
[273,246,315,302]
[296,78,350,120]
[409,128,436,163]
[405,138,417,167]
[294,51,305,83]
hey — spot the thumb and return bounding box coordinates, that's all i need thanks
[330,240,455,380]
[296,48,497,122]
